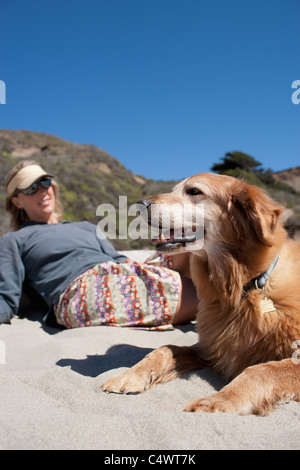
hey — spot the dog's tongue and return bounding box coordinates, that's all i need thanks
[152,229,174,245]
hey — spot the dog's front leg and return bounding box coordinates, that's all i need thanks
[101,344,205,394]
[184,358,300,415]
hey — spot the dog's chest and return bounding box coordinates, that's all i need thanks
[196,298,278,378]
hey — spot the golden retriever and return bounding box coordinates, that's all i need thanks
[101,173,300,415]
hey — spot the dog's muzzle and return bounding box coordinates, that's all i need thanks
[136,198,198,252]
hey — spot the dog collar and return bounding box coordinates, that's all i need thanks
[243,255,279,294]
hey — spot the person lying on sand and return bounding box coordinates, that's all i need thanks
[0,160,197,330]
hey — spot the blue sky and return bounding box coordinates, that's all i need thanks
[1,0,299,180]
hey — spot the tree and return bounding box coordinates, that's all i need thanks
[211,151,262,174]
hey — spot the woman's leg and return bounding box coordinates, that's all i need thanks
[172,276,198,325]
[171,252,192,278]
[170,253,198,325]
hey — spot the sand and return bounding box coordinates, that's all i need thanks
[0,251,299,450]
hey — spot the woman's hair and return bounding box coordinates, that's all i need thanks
[5,160,64,230]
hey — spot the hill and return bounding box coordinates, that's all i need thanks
[0,129,177,249]
[274,167,300,193]
[272,167,300,240]
[0,129,299,247]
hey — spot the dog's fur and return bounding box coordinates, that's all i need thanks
[102,173,300,415]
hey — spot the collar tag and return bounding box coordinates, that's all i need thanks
[259,296,276,314]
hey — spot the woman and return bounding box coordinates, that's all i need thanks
[0,160,198,329]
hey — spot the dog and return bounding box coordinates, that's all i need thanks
[101,173,300,415]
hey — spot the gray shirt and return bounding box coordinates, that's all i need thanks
[0,221,127,323]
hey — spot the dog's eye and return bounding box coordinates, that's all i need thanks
[186,187,203,196]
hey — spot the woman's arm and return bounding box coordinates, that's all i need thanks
[0,234,25,323]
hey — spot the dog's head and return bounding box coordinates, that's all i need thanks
[139,172,285,255]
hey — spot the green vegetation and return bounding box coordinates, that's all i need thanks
[211,151,299,194]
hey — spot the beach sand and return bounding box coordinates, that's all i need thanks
[1,251,299,450]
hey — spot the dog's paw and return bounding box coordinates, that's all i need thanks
[101,370,147,395]
[184,396,236,414]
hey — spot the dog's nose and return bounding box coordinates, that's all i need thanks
[137,199,152,210]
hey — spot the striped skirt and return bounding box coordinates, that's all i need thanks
[54,256,180,330]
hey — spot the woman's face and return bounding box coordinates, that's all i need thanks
[12,180,57,223]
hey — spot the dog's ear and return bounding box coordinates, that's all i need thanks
[229,180,283,247]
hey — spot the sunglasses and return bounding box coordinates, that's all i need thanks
[16,178,52,196]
